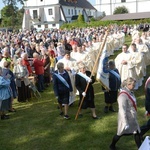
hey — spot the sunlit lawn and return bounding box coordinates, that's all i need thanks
[0,35,149,150]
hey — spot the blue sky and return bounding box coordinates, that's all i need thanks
[0,0,23,9]
[88,0,95,5]
[0,0,96,9]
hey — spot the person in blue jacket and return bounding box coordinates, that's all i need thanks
[103,60,121,113]
[2,61,17,112]
[53,62,73,119]
[0,66,12,120]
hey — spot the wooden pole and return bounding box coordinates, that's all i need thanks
[75,31,109,120]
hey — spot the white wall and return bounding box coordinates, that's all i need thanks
[23,0,96,29]
[95,0,150,15]
[25,0,59,7]
[34,23,60,30]
[138,1,150,12]
[44,7,55,22]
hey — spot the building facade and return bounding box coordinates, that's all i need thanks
[22,0,97,30]
[95,0,150,15]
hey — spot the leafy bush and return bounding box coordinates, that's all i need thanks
[60,18,150,29]
[113,6,129,14]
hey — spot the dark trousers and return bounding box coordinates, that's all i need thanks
[140,119,150,136]
[110,131,141,148]
[37,74,44,92]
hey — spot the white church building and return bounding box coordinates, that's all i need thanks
[95,0,150,16]
[22,0,97,30]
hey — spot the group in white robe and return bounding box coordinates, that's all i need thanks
[128,43,145,89]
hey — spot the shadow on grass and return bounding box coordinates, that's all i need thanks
[0,81,141,150]
[1,42,149,149]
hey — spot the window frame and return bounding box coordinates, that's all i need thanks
[48,9,53,15]
[33,10,38,19]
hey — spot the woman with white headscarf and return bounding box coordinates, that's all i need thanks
[13,58,31,102]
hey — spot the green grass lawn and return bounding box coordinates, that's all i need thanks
[0,35,149,150]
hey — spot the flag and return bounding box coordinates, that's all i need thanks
[139,136,150,150]
[25,9,29,15]
[96,43,110,90]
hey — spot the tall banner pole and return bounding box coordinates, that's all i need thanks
[75,31,109,120]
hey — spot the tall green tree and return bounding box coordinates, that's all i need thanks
[113,6,129,15]
[1,0,25,28]
[1,4,17,27]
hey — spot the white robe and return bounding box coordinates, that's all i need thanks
[136,43,150,66]
[115,52,131,82]
[128,51,145,89]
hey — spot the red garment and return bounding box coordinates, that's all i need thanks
[70,40,78,46]
[22,59,33,75]
[33,58,44,75]
[48,49,55,57]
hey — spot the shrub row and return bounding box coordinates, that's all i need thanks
[60,18,150,29]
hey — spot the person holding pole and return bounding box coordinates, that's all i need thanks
[75,62,99,119]
[74,30,108,120]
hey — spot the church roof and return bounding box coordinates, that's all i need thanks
[101,12,150,21]
[59,0,96,10]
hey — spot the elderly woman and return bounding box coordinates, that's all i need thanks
[33,52,45,92]
[75,62,98,119]
[13,58,31,102]
[0,48,11,67]
[109,77,141,150]
[53,62,73,120]
[21,53,33,76]
[0,67,12,120]
[2,61,17,112]
[57,50,77,106]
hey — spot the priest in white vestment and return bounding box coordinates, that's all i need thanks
[134,37,150,67]
[115,44,131,82]
[73,45,86,63]
[70,44,77,60]
[128,43,145,89]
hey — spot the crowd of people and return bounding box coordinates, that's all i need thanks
[0,24,150,149]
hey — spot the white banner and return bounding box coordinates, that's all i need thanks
[96,44,110,90]
[139,136,150,150]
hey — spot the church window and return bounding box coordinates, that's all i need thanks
[48,9,53,15]
[68,9,70,15]
[75,9,77,15]
[52,24,56,27]
[33,10,38,19]
[45,24,48,28]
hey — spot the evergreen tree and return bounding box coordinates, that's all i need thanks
[113,6,129,15]
[77,13,84,22]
